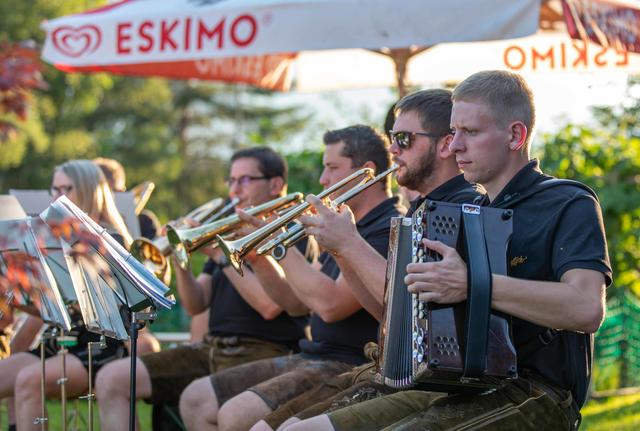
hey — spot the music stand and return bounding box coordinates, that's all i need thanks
[40,196,174,431]
[30,216,129,431]
[0,217,75,430]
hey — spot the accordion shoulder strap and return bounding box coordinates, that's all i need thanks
[495,178,597,209]
[461,204,492,378]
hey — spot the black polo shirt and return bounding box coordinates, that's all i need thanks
[203,255,307,349]
[484,160,612,407]
[299,197,405,365]
[407,174,485,216]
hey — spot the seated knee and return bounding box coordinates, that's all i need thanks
[95,361,126,400]
[14,368,40,400]
[219,395,255,431]
[179,380,204,418]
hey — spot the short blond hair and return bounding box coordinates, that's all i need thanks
[54,160,132,247]
[452,70,535,147]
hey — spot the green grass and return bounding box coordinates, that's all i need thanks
[2,391,639,430]
[1,401,152,431]
[582,393,640,430]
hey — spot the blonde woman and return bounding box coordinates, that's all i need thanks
[52,159,133,247]
[0,159,130,431]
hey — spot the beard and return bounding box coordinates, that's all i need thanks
[398,143,437,191]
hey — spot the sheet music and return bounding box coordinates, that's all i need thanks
[29,217,77,303]
[40,196,174,311]
[0,218,72,330]
[62,242,128,340]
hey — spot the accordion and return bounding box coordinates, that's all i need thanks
[378,201,517,393]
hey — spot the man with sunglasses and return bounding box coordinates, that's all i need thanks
[298,89,482,321]
[246,89,483,431]
[95,147,308,431]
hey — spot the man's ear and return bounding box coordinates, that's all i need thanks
[362,160,377,172]
[508,121,528,151]
[269,176,285,195]
[438,135,454,159]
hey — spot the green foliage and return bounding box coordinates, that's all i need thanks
[287,149,324,195]
[582,393,640,430]
[537,85,640,301]
[0,0,310,224]
[537,77,640,390]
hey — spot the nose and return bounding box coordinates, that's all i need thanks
[389,140,401,155]
[449,133,464,153]
[319,168,330,188]
[229,182,243,199]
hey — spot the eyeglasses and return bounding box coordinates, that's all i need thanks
[49,185,74,196]
[226,175,270,187]
[389,130,444,150]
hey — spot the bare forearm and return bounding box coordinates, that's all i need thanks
[249,256,309,316]
[173,261,207,315]
[221,266,282,320]
[280,249,362,321]
[335,255,384,321]
[492,271,605,333]
[338,237,388,313]
[280,248,338,312]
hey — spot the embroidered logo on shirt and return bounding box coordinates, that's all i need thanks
[510,256,528,268]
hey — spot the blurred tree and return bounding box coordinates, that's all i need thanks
[536,78,640,300]
[537,79,640,389]
[0,0,310,223]
[0,41,47,143]
[286,149,324,195]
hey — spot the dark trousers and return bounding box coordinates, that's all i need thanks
[148,336,292,431]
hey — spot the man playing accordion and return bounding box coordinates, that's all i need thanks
[287,71,610,431]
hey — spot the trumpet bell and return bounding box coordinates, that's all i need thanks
[166,226,190,270]
[129,197,231,282]
[216,234,244,276]
[167,193,304,270]
[130,237,167,276]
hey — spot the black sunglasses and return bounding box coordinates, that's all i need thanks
[389,130,445,150]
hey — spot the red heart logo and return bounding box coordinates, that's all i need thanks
[52,25,102,58]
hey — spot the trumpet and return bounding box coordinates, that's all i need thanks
[130,181,156,215]
[216,167,381,276]
[260,164,400,260]
[130,197,237,283]
[167,193,304,270]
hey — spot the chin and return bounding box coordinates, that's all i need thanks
[462,171,478,184]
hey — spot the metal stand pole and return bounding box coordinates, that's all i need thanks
[128,310,156,431]
[33,330,55,430]
[57,330,77,431]
[79,336,106,431]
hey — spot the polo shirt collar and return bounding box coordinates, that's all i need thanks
[490,160,547,207]
[356,196,399,229]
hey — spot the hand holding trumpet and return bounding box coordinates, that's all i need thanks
[299,195,358,256]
